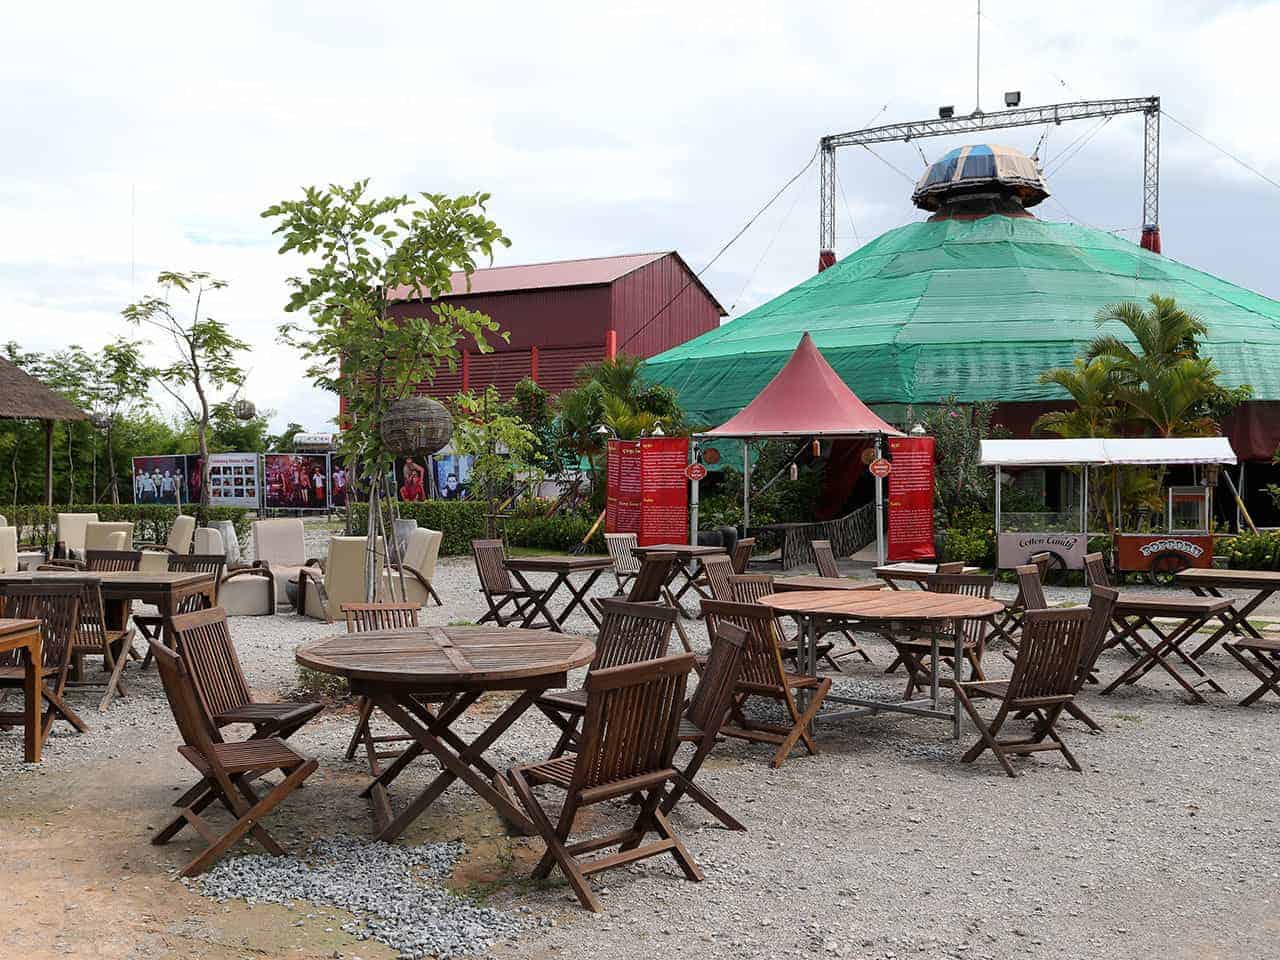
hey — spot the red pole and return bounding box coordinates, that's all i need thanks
[462,349,470,390]
[529,345,539,383]
[605,330,617,360]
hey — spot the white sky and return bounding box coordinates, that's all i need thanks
[2,1,1278,431]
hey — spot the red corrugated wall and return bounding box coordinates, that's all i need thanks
[609,253,722,359]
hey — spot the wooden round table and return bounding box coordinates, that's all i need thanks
[297,625,594,839]
[758,589,1004,738]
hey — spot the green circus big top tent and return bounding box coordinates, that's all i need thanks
[643,156,1280,461]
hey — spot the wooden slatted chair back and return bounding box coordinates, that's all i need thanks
[341,602,421,633]
[927,572,995,647]
[1083,552,1112,588]
[69,577,109,651]
[1076,585,1119,687]
[1015,564,1048,612]
[811,539,840,579]
[728,573,775,605]
[168,552,226,610]
[627,552,675,602]
[168,606,251,722]
[149,641,221,758]
[86,550,141,572]
[701,598,787,691]
[701,554,735,602]
[0,581,82,670]
[571,652,694,796]
[604,533,641,576]
[685,621,748,735]
[471,539,515,594]
[1007,607,1090,704]
[730,537,756,574]
[593,599,676,670]
[1031,552,1052,581]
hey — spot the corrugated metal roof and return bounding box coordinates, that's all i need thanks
[388,252,669,301]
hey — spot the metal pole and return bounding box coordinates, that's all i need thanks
[742,440,751,533]
[688,440,700,545]
[994,465,1002,534]
[874,435,886,566]
[1083,466,1089,536]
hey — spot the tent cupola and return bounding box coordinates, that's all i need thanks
[912,144,1049,218]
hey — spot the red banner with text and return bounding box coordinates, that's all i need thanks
[886,436,935,561]
[605,437,689,546]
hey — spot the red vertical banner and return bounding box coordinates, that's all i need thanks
[886,436,935,561]
[605,437,689,546]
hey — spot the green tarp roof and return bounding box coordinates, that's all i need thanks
[644,214,1280,427]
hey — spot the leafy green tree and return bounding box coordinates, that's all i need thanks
[266,421,306,451]
[123,272,249,505]
[261,180,510,500]
[450,386,538,503]
[1033,357,1119,440]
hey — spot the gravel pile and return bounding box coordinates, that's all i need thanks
[194,835,535,959]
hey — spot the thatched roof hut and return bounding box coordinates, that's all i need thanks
[0,356,89,506]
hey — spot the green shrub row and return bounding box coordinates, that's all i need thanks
[3,503,253,551]
[1217,532,1280,570]
[351,500,604,555]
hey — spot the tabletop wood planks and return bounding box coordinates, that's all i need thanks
[758,589,1004,621]
[1176,568,1280,590]
[773,576,885,592]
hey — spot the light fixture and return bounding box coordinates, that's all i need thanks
[910,422,927,436]
[1004,91,1021,107]
[594,424,612,437]
[789,463,798,481]
[938,105,955,120]
[651,421,665,437]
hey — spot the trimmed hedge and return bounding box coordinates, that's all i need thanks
[4,503,254,551]
[351,500,604,555]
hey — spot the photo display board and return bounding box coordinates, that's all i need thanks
[205,452,260,508]
[264,453,331,510]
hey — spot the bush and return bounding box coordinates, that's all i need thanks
[939,509,995,567]
[1218,532,1280,570]
[506,514,603,552]
[352,499,605,555]
[4,503,253,551]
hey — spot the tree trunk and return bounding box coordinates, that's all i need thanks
[106,424,120,505]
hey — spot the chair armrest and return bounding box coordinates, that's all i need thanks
[305,557,324,572]
[392,562,433,589]
[220,566,273,584]
[135,542,177,554]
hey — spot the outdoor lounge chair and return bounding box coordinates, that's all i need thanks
[56,512,97,559]
[702,598,831,767]
[659,619,749,831]
[251,518,317,604]
[138,514,196,574]
[382,527,443,606]
[298,536,383,621]
[340,601,424,771]
[148,641,317,877]
[508,652,702,912]
[604,532,641,595]
[953,606,1092,778]
[0,580,88,748]
[471,539,547,627]
[535,599,676,758]
[85,521,134,553]
[0,526,17,575]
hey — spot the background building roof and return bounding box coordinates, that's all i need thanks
[0,357,88,421]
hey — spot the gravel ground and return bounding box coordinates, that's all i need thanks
[2,547,1279,960]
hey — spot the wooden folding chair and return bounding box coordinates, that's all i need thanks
[729,537,756,574]
[137,552,226,665]
[592,551,693,655]
[730,573,840,671]
[700,554,734,602]
[893,572,994,698]
[0,580,88,748]
[702,598,831,767]
[604,532,641,595]
[508,652,702,912]
[990,552,1050,647]
[1063,585,1119,729]
[64,576,137,712]
[1223,634,1280,706]
[954,606,1091,778]
[169,607,322,744]
[339,601,425,770]
[85,550,142,572]
[148,641,318,877]
[660,620,748,831]
[535,599,676,758]
[471,539,549,627]
[811,539,841,578]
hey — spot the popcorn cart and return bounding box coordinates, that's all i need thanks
[1115,483,1216,581]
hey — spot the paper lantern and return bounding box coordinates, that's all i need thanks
[381,396,453,456]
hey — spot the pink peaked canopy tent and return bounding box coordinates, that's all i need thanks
[692,332,902,563]
[702,332,904,439]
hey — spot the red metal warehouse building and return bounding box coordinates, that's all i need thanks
[386,251,726,399]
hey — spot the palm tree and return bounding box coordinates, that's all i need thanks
[1088,293,1226,437]
[1033,357,1120,439]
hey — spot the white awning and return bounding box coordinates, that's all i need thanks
[980,437,1237,467]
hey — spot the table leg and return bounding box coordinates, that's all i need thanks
[952,621,964,740]
[1189,588,1271,659]
[1102,616,1221,703]
[513,571,561,632]
[667,561,701,618]
[23,633,41,764]
[557,569,604,629]
[368,689,538,840]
